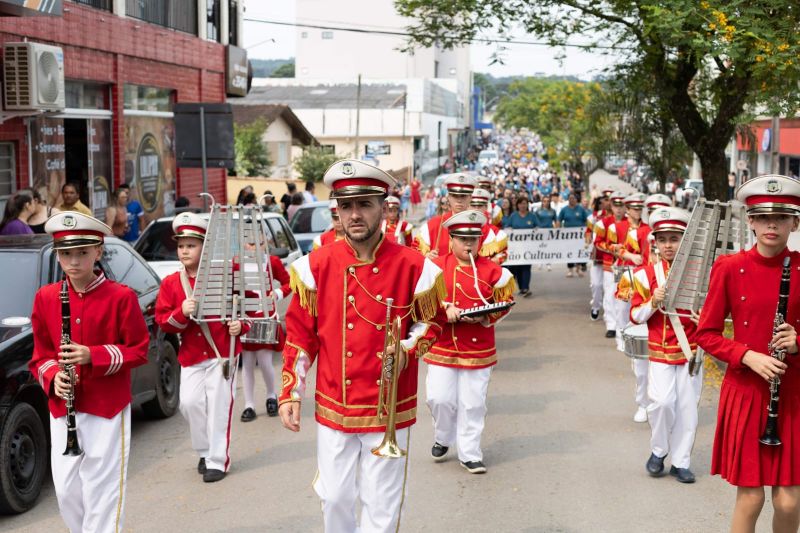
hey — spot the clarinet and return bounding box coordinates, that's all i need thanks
[759,256,792,446]
[60,278,83,456]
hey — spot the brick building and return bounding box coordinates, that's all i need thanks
[0,0,246,222]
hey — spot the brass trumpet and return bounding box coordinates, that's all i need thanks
[372,298,406,458]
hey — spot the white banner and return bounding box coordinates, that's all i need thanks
[504,228,591,265]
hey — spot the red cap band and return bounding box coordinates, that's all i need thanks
[333,178,389,192]
[52,229,105,240]
[745,195,800,207]
[175,225,207,236]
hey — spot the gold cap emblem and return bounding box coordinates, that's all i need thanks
[766,179,782,194]
[62,215,76,228]
[341,162,355,177]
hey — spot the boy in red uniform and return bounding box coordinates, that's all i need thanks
[312,200,345,250]
[416,173,478,258]
[470,188,508,263]
[30,212,149,532]
[381,195,414,246]
[155,212,246,483]
[587,189,611,321]
[425,210,515,474]
[239,237,291,421]
[629,206,701,483]
[278,159,445,532]
[594,191,626,338]
[697,174,800,532]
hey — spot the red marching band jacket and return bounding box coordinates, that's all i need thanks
[29,273,149,419]
[416,212,506,260]
[312,228,343,251]
[155,271,250,367]
[613,220,651,301]
[380,219,414,246]
[629,259,697,364]
[593,214,618,272]
[241,255,291,352]
[280,237,446,433]
[424,254,515,369]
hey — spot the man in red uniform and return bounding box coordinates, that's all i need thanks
[30,212,149,532]
[155,212,247,483]
[313,199,345,250]
[697,174,800,531]
[595,191,626,338]
[470,188,508,263]
[425,210,515,474]
[278,159,445,532]
[416,172,478,258]
[477,175,503,226]
[381,195,414,246]
[629,206,701,483]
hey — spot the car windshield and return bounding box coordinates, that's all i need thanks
[0,251,38,320]
[135,221,178,261]
[291,206,331,234]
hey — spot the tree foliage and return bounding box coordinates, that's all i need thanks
[270,62,295,78]
[294,146,340,183]
[234,119,271,177]
[396,0,800,200]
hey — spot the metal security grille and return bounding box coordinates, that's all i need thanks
[70,0,112,11]
[0,143,16,199]
[125,0,198,35]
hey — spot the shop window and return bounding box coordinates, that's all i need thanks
[65,81,109,110]
[207,0,221,43]
[124,85,174,113]
[70,0,112,11]
[0,143,15,199]
[277,142,289,166]
[125,0,198,35]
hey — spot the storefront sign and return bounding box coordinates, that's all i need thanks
[29,116,66,208]
[0,0,62,16]
[366,141,391,156]
[504,228,591,265]
[226,45,248,97]
[125,116,176,221]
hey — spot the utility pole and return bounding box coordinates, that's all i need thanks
[771,115,781,174]
[354,74,361,158]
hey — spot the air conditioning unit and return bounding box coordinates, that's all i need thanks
[3,42,65,111]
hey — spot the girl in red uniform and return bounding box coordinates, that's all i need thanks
[696,174,800,532]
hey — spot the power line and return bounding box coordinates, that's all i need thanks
[243,17,630,51]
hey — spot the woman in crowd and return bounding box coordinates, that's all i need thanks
[26,187,60,234]
[261,191,282,214]
[0,191,35,235]
[105,188,130,238]
[502,196,537,297]
[286,192,304,222]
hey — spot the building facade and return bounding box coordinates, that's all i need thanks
[0,0,245,220]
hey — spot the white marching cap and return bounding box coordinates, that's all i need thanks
[443,209,487,237]
[650,206,690,234]
[172,211,208,240]
[46,212,112,250]
[323,159,396,198]
[736,174,800,215]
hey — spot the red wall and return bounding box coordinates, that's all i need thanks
[0,3,227,205]
[737,118,800,157]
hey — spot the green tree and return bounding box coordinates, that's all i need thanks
[294,146,339,182]
[270,61,295,78]
[396,0,800,200]
[234,119,271,177]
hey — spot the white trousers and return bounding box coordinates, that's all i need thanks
[425,365,492,463]
[615,300,631,352]
[590,262,604,313]
[314,423,411,533]
[241,349,277,409]
[179,356,238,472]
[647,361,703,468]
[602,271,617,331]
[50,405,130,533]
[633,358,650,409]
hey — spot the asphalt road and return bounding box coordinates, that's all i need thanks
[3,171,780,532]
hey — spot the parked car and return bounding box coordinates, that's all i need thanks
[135,211,302,280]
[676,179,704,209]
[289,200,332,254]
[0,235,180,514]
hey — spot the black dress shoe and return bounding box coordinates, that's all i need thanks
[460,460,487,474]
[197,458,207,475]
[646,453,666,476]
[431,442,449,462]
[605,330,616,338]
[266,398,278,417]
[670,466,696,484]
[203,469,226,483]
[240,407,256,422]
[590,310,600,321]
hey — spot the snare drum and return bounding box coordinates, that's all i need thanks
[621,323,649,359]
[242,319,280,345]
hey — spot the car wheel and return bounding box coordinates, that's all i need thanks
[0,403,48,514]
[141,341,180,419]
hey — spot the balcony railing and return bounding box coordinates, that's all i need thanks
[71,0,113,11]
[126,0,198,35]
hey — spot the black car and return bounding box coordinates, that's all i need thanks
[0,235,180,514]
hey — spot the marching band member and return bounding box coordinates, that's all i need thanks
[470,188,508,263]
[30,212,149,532]
[595,191,626,339]
[587,190,611,321]
[629,206,701,483]
[477,175,503,226]
[278,159,445,532]
[609,193,650,422]
[425,210,515,474]
[239,237,291,422]
[155,212,248,483]
[416,173,480,258]
[381,195,414,246]
[697,174,800,532]
[312,199,345,250]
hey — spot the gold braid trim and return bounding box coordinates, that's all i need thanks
[412,273,447,322]
[417,238,431,255]
[479,236,507,257]
[289,267,318,317]
[493,276,517,302]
